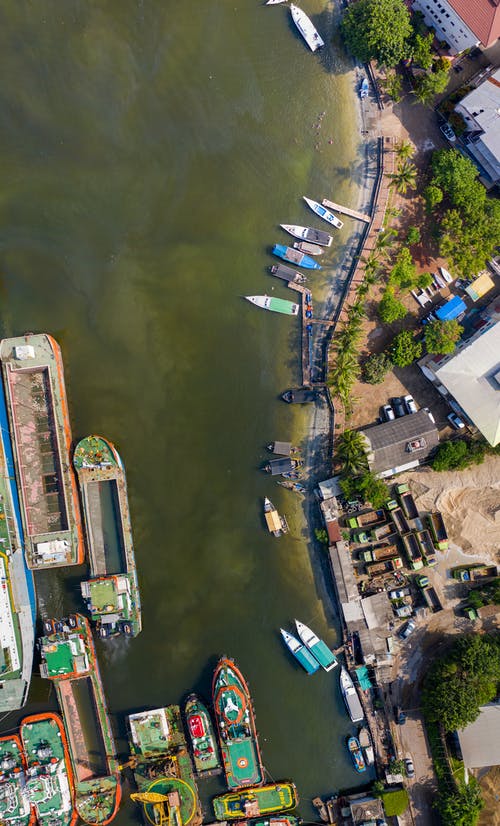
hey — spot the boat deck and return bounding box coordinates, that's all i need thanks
[223,739,262,788]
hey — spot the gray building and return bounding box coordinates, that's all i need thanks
[457,704,500,769]
[361,410,439,478]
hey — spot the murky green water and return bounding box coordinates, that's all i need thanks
[0,1,372,821]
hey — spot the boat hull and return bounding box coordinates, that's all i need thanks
[212,657,264,789]
[303,197,343,230]
[0,735,34,826]
[290,4,324,51]
[280,630,319,675]
[339,667,364,723]
[272,245,321,270]
[295,620,337,671]
[280,224,333,247]
[347,737,366,773]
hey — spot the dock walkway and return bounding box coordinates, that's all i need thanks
[322,199,371,224]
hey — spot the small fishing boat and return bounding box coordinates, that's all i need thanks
[270,264,308,284]
[272,245,321,270]
[267,441,298,456]
[280,629,319,674]
[277,480,306,494]
[281,387,317,404]
[266,0,287,4]
[347,737,366,773]
[303,197,343,230]
[281,471,300,480]
[290,4,324,51]
[295,620,337,671]
[359,78,369,99]
[280,224,333,247]
[358,726,375,766]
[245,295,299,316]
[264,498,289,537]
[312,798,328,823]
[293,241,324,256]
[184,693,222,777]
[439,266,454,283]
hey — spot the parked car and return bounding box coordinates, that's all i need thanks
[405,757,415,778]
[448,412,465,429]
[382,403,395,422]
[440,122,456,142]
[399,620,416,640]
[388,587,411,600]
[404,394,417,414]
[392,397,406,417]
[423,407,435,424]
[416,576,430,589]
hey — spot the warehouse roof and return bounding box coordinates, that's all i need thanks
[457,704,500,768]
[361,410,439,476]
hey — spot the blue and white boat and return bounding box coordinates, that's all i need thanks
[280,629,320,674]
[272,245,321,270]
[347,736,366,773]
[359,78,369,99]
[295,620,337,672]
[303,197,343,230]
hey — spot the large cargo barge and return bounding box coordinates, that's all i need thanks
[0,335,84,569]
[73,435,141,638]
[38,615,121,825]
[127,705,202,826]
[0,734,34,826]
[212,657,264,790]
[0,377,36,711]
[20,712,77,826]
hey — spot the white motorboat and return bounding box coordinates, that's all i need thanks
[280,224,333,247]
[245,295,299,316]
[303,197,343,230]
[290,4,324,52]
[339,666,364,723]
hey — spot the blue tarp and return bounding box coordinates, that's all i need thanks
[435,295,466,321]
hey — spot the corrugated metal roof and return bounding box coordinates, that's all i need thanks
[448,0,500,47]
[435,296,467,321]
[457,704,500,767]
[361,410,439,473]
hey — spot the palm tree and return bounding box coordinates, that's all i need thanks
[335,429,369,474]
[388,160,417,195]
[374,227,397,253]
[395,140,414,161]
[385,205,403,220]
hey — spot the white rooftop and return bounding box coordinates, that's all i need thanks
[435,321,500,446]
[457,704,500,768]
[456,68,500,180]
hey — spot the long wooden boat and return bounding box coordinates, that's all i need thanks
[347,737,366,773]
[212,657,264,789]
[272,245,321,270]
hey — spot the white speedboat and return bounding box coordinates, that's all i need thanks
[281,224,333,247]
[339,666,364,723]
[295,620,337,671]
[290,4,324,52]
[245,295,299,316]
[266,0,287,4]
[303,197,343,230]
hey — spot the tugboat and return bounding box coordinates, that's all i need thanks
[347,736,366,773]
[213,782,298,820]
[20,713,77,826]
[264,498,289,537]
[184,694,222,777]
[0,734,34,826]
[212,657,264,789]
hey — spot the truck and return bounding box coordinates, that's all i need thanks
[366,558,403,576]
[398,490,419,521]
[401,533,424,571]
[427,512,449,550]
[372,543,400,561]
[452,564,498,582]
[416,575,443,612]
[370,523,394,542]
[416,529,437,566]
[391,507,410,535]
[355,509,386,527]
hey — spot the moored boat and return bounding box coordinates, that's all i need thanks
[277,480,306,494]
[358,727,375,766]
[293,241,324,255]
[269,264,307,285]
[272,245,321,270]
[339,667,364,723]
[312,797,328,823]
[280,224,333,247]
[38,615,121,825]
[212,657,264,789]
[0,734,34,826]
[20,713,77,826]
[184,694,221,777]
[290,4,324,51]
[0,334,84,569]
[359,78,369,99]
[73,435,141,638]
[295,620,337,672]
[347,737,366,773]
[280,629,319,675]
[264,498,289,537]
[303,197,343,230]
[245,295,299,316]
[213,782,298,820]
[281,387,317,404]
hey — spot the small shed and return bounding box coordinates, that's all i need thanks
[465,272,495,302]
[268,440,292,456]
[435,295,467,321]
[265,508,282,534]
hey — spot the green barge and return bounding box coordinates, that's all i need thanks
[213,782,298,820]
[38,615,121,825]
[73,435,141,638]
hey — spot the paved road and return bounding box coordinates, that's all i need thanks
[392,711,438,825]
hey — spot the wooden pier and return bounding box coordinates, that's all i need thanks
[322,198,371,224]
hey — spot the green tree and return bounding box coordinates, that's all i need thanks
[362,352,393,384]
[374,227,397,254]
[388,247,417,290]
[381,70,403,102]
[314,528,329,545]
[378,288,408,323]
[389,160,417,194]
[406,225,421,245]
[413,65,450,105]
[410,31,434,69]
[358,472,389,508]
[425,318,463,354]
[417,271,433,289]
[390,330,422,367]
[340,0,412,67]
[424,183,443,213]
[439,200,500,278]
[432,439,469,471]
[431,149,484,211]
[437,779,484,826]
[395,140,414,161]
[335,429,369,474]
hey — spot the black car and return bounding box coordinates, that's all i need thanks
[392,397,406,417]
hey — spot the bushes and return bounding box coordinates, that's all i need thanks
[378,288,407,323]
[390,330,423,367]
[425,319,463,355]
[431,438,488,471]
[362,352,393,384]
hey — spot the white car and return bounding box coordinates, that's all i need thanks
[403,394,417,414]
[382,404,396,422]
[440,122,456,142]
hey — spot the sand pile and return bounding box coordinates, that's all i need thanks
[399,456,500,562]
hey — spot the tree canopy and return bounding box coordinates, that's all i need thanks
[335,429,369,474]
[390,330,422,367]
[378,288,407,324]
[362,352,393,384]
[425,318,463,354]
[422,634,500,733]
[341,0,412,67]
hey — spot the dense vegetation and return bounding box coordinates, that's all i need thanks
[431,437,499,471]
[468,578,500,610]
[428,150,500,277]
[340,0,412,67]
[425,319,463,355]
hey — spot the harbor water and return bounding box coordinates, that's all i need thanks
[0,1,373,821]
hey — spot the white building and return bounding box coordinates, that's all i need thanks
[454,68,500,184]
[412,0,500,53]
